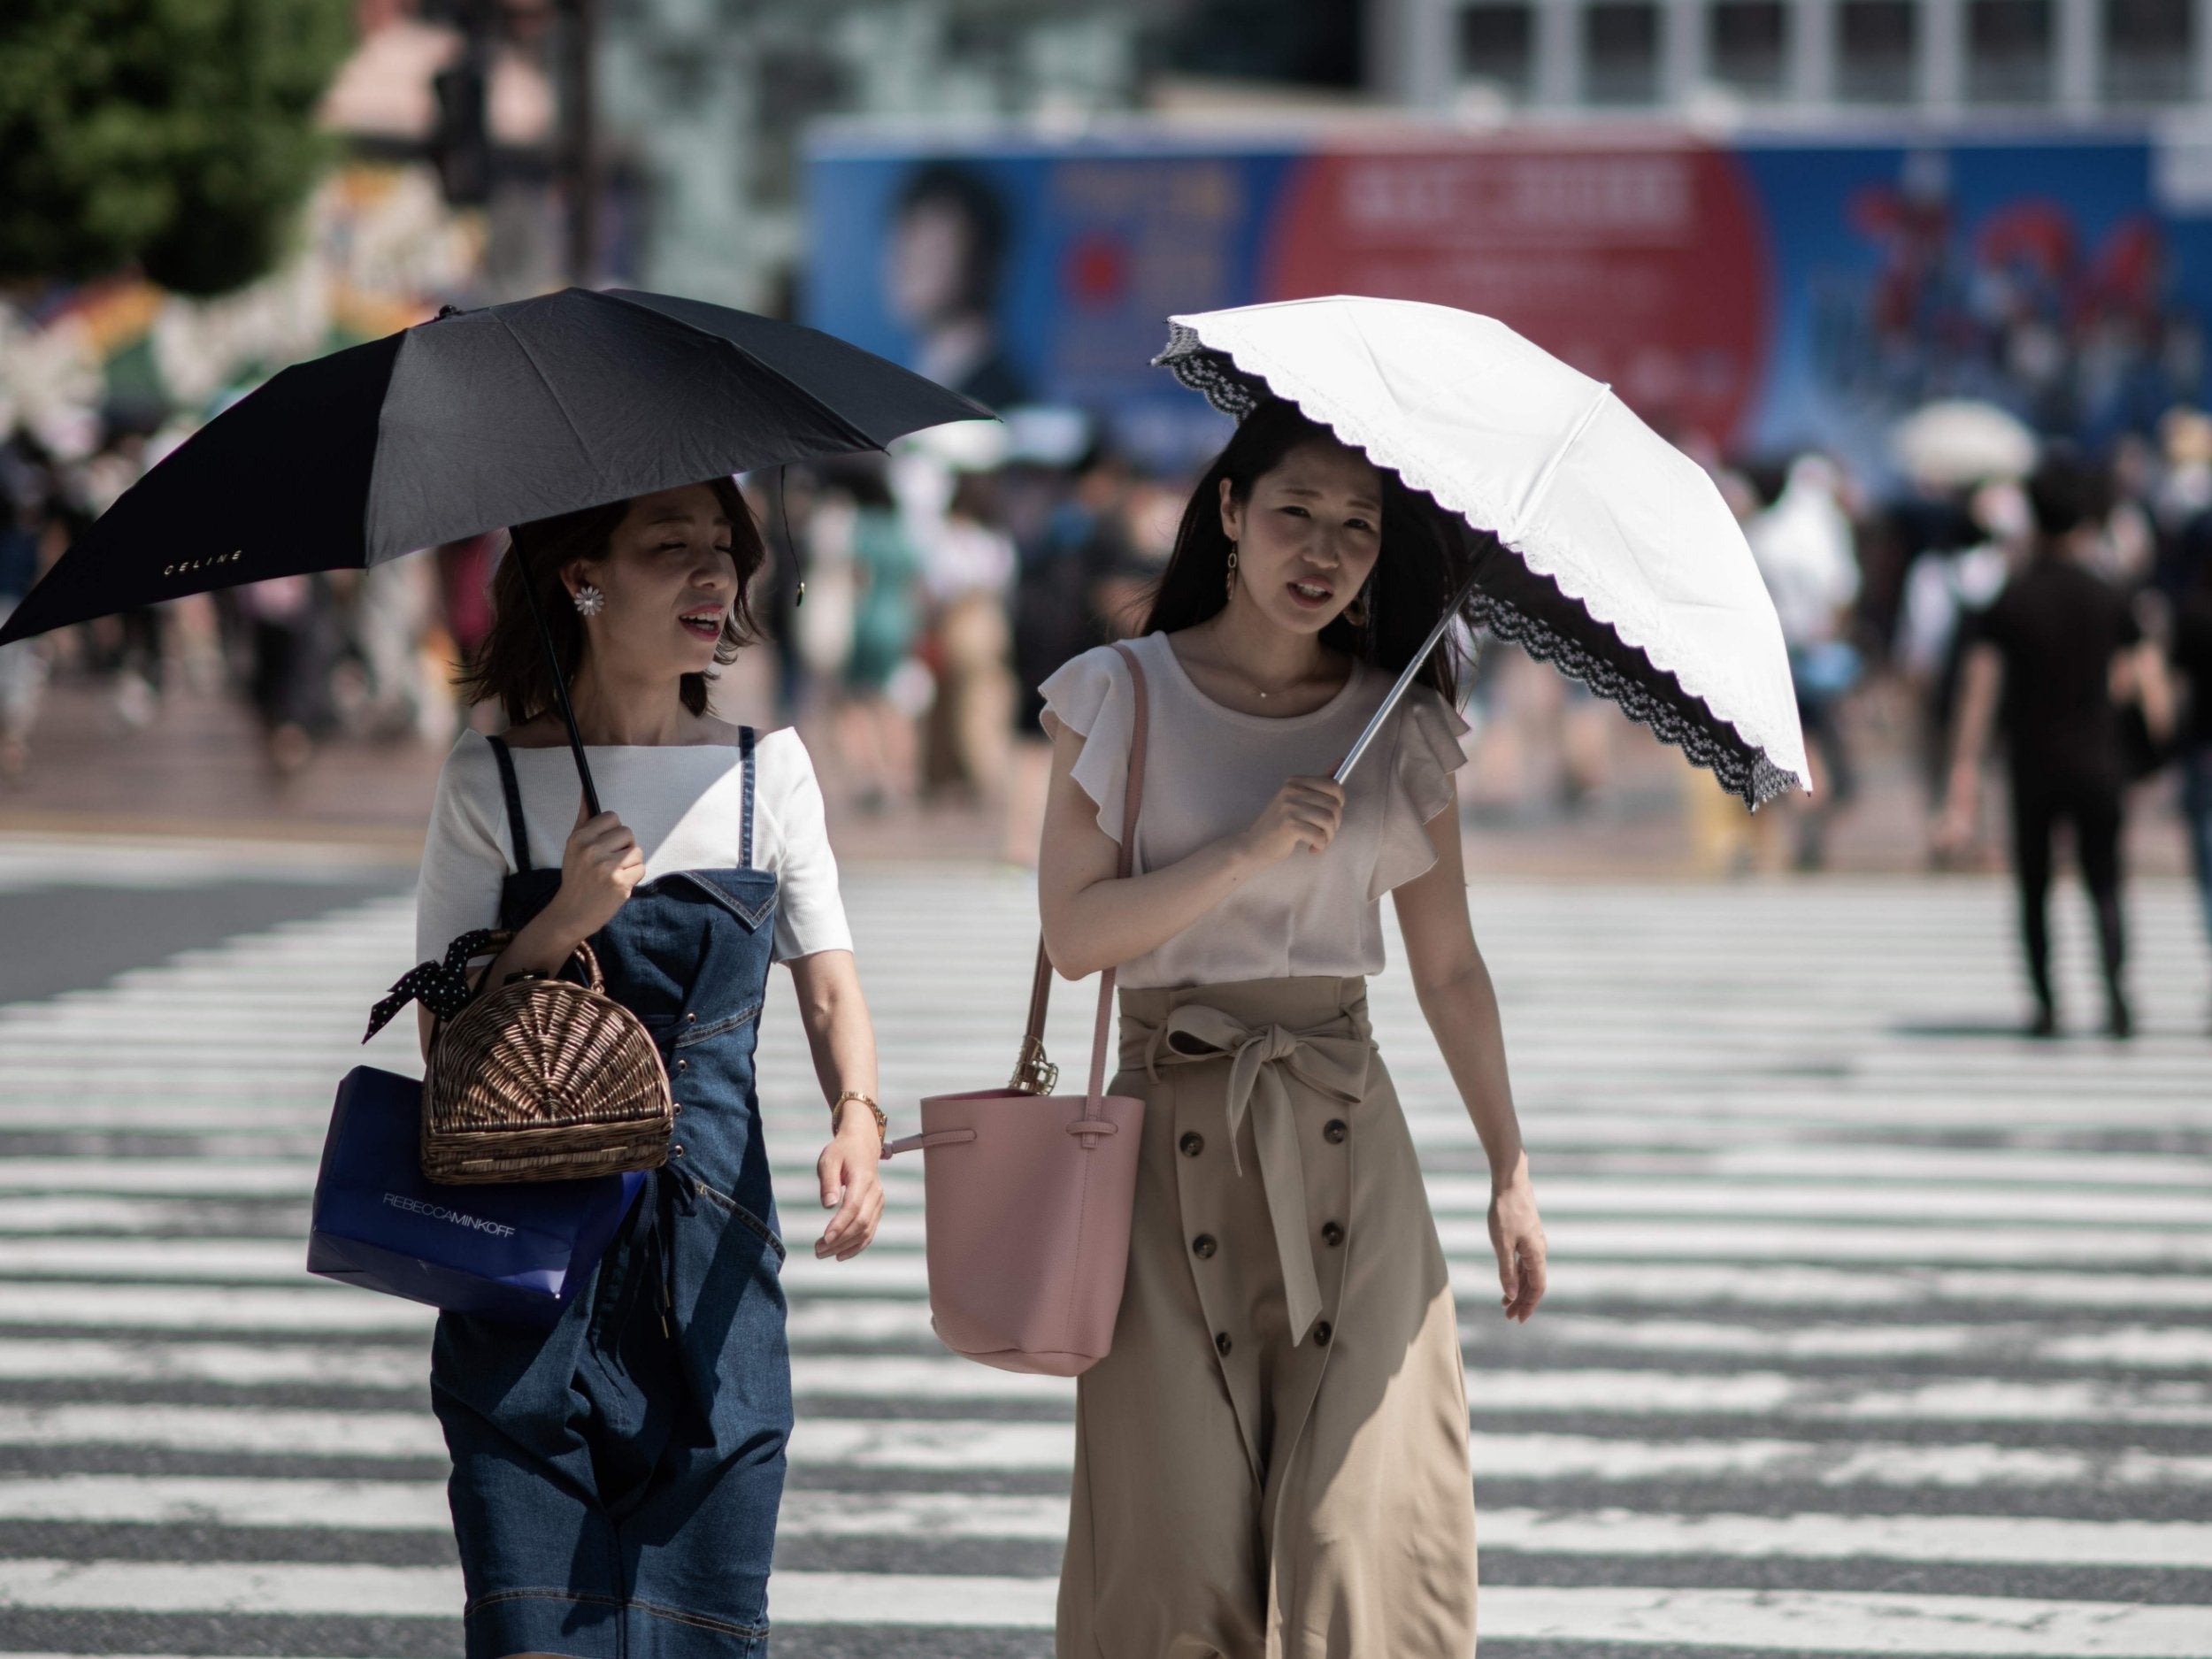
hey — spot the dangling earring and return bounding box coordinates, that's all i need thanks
[1341,583,1371,629]
[1223,543,1240,603]
[572,583,605,618]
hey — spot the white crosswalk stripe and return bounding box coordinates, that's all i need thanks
[0,851,2206,1657]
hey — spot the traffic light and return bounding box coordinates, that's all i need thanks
[431,50,492,207]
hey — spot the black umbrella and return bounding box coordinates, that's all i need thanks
[0,288,991,810]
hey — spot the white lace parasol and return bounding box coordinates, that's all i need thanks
[1156,296,1811,806]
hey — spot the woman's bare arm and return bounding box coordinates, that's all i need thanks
[1936,641,2003,852]
[1391,802,1547,1323]
[787,948,885,1261]
[2113,640,2177,745]
[1036,718,1343,979]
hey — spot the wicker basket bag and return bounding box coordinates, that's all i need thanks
[418,933,672,1185]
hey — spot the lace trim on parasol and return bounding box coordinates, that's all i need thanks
[1156,318,1809,799]
[1155,327,1265,419]
[1467,591,1795,809]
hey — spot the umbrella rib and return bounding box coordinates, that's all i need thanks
[1502,382,1613,546]
[594,293,886,456]
[489,314,600,480]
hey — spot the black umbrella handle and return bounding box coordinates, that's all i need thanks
[515,553,604,819]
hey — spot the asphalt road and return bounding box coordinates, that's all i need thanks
[0,839,2206,1656]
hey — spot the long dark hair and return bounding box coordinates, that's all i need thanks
[1143,400,1468,701]
[458,477,766,725]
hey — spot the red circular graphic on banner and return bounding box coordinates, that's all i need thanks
[1261,140,1770,449]
[1064,233,1132,310]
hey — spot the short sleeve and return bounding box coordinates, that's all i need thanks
[2176,596,2212,674]
[1369,687,1472,900]
[2116,588,2144,649]
[1965,588,2012,657]
[1040,643,1135,843]
[415,732,512,966]
[757,731,854,963]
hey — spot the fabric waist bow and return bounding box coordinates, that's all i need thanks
[1141,1002,1371,1345]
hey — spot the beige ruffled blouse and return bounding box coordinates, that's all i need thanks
[1040,630,1471,990]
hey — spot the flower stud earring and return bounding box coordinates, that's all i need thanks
[572,583,605,618]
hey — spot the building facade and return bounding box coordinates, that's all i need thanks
[597,0,1156,311]
[1371,0,2212,118]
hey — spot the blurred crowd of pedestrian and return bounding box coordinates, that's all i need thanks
[0,413,465,780]
[1704,409,2212,1030]
[3,395,2209,1022]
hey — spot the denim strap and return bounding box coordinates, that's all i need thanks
[740,726,757,870]
[485,735,534,874]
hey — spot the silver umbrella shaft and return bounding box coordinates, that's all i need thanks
[1333,572,1480,784]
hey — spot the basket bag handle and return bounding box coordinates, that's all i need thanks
[364,930,608,1045]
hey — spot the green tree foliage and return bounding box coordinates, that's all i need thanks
[0,0,354,296]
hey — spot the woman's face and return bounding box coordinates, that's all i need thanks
[565,483,735,680]
[888,201,972,326]
[1219,439,1383,636]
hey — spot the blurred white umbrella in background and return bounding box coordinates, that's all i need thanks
[1891,399,2039,489]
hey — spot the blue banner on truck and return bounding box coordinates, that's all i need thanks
[804,124,2212,472]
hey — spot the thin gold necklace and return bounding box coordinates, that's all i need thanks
[1204,619,1318,701]
[1241,657,1317,701]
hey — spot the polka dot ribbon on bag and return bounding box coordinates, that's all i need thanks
[363,929,511,1042]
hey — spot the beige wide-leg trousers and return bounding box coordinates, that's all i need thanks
[1057,976,1477,1659]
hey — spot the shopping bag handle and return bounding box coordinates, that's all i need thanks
[1012,640,1150,1108]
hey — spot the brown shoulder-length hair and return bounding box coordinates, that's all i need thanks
[458,476,767,724]
[1142,400,1468,702]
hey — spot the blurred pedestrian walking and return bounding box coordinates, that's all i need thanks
[918,470,1015,803]
[1895,480,2025,851]
[1745,454,1863,869]
[1013,445,1127,727]
[2173,559,2212,1020]
[0,444,46,780]
[1003,445,1129,861]
[2153,407,2212,602]
[74,428,167,730]
[1939,457,2177,1036]
[434,534,502,735]
[827,465,925,814]
[233,574,337,774]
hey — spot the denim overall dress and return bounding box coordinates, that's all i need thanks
[430,732,790,1659]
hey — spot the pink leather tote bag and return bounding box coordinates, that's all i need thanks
[882,642,1151,1376]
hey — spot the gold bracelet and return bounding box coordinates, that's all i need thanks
[832,1089,887,1144]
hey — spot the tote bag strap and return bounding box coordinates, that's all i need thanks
[1011,641,1150,1107]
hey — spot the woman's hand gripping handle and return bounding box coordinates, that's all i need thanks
[432,796,646,1051]
[1237,774,1346,867]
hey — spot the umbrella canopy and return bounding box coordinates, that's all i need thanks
[0,288,989,648]
[1890,399,2038,488]
[1155,296,1810,806]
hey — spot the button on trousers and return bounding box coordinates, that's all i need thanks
[1058,976,1477,1659]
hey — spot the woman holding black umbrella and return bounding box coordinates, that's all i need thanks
[412,476,883,1659]
[0,288,994,1659]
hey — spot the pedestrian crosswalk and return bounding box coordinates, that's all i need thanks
[0,849,2206,1656]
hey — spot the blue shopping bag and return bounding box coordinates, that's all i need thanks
[308,1065,644,1328]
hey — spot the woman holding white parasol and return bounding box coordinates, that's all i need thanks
[1037,298,1808,1657]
